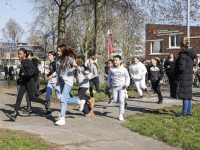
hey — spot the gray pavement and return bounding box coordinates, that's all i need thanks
[1,78,199,149]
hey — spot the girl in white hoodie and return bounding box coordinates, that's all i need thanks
[129,57,148,99]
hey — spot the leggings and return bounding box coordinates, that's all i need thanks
[134,78,147,96]
[78,87,90,102]
[89,76,104,97]
[15,78,45,112]
[151,81,162,100]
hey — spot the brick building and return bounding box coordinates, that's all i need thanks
[145,24,200,64]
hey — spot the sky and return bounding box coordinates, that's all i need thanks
[0,0,35,42]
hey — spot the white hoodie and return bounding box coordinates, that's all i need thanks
[107,65,130,89]
[129,62,147,80]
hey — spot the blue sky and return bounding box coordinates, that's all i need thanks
[0,0,35,42]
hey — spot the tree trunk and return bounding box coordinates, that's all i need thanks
[94,0,106,85]
[52,0,56,51]
[57,0,68,45]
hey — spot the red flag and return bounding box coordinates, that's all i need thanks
[108,31,114,54]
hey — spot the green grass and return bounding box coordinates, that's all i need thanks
[122,104,200,150]
[11,79,139,102]
[0,129,52,150]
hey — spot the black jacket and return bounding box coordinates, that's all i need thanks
[19,59,36,84]
[171,49,197,99]
[148,65,164,82]
[47,61,56,77]
[164,58,176,75]
[31,59,39,81]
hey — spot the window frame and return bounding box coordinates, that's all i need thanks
[150,40,163,54]
[169,34,182,48]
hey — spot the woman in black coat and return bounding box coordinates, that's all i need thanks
[164,53,176,96]
[171,37,197,117]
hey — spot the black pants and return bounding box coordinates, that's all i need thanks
[78,87,90,102]
[89,77,104,97]
[15,78,45,112]
[78,88,88,96]
[151,82,162,100]
[167,72,174,96]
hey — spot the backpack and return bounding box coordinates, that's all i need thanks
[82,103,91,115]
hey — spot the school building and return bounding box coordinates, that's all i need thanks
[145,24,200,64]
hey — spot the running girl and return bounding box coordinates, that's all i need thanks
[5,48,50,121]
[55,44,86,125]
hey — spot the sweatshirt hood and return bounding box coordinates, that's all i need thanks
[179,49,197,60]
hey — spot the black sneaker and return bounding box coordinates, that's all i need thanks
[23,109,33,114]
[125,102,128,109]
[44,101,50,112]
[140,96,143,99]
[5,111,19,121]
[104,88,111,98]
[176,113,187,118]
[187,114,192,116]
[44,111,52,116]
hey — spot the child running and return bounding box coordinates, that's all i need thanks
[148,58,164,104]
[74,58,95,116]
[55,44,86,126]
[5,48,50,121]
[88,56,105,98]
[44,51,61,116]
[107,55,130,121]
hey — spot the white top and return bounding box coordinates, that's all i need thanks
[129,62,147,80]
[107,65,130,89]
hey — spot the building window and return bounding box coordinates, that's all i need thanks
[151,41,162,53]
[169,34,182,48]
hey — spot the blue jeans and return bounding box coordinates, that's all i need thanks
[182,99,192,115]
[60,78,78,116]
[46,82,61,111]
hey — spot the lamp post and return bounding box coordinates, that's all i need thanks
[187,0,190,48]
[8,46,12,87]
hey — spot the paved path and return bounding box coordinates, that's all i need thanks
[1,78,199,149]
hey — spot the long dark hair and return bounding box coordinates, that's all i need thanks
[57,44,77,70]
[167,53,175,59]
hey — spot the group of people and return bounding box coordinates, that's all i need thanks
[4,36,197,125]
[4,65,14,80]
[5,45,111,125]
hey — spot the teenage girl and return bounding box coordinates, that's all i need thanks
[75,58,94,116]
[55,44,86,126]
[5,48,50,121]
[44,51,61,116]
[23,52,40,114]
[148,58,164,104]
[88,57,105,98]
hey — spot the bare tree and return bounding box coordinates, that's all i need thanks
[1,18,24,43]
[68,1,95,61]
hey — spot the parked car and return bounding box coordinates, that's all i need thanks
[0,70,5,75]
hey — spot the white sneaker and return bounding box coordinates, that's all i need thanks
[55,116,65,125]
[79,100,86,111]
[93,90,96,93]
[57,114,62,119]
[119,114,124,121]
[108,98,113,105]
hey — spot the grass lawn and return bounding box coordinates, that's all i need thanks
[122,104,200,150]
[10,79,140,103]
[0,128,58,150]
